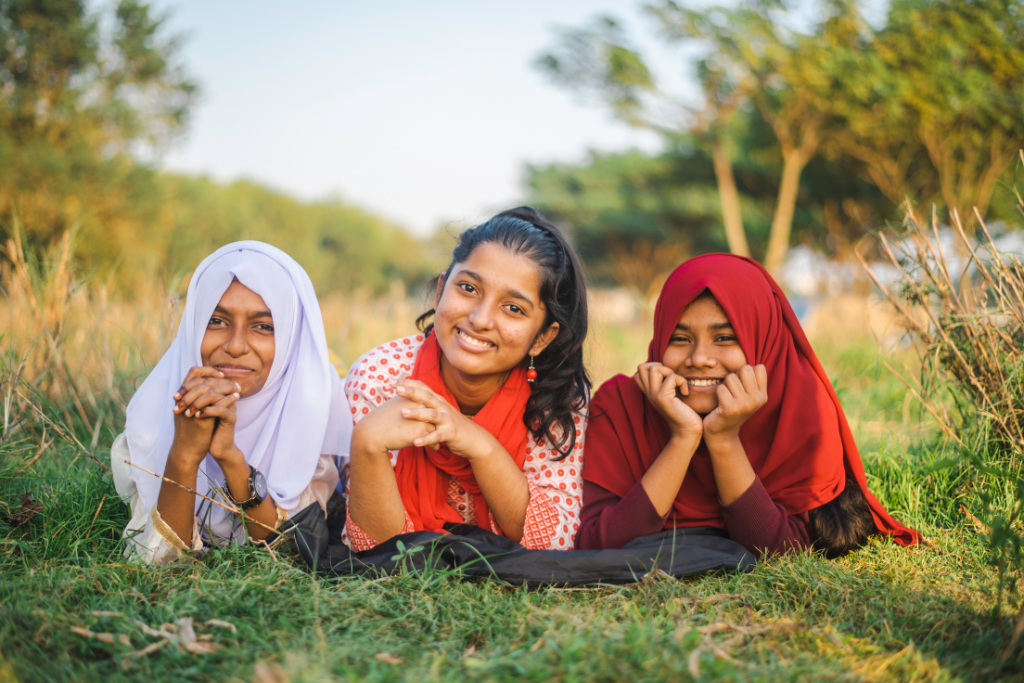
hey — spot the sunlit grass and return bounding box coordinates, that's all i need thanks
[0,260,1018,680]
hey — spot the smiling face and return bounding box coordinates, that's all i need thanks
[432,242,559,381]
[661,292,748,415]
[200,279,275,397]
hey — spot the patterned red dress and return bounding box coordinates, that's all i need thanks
[342,335,586,551]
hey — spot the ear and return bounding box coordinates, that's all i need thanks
[528,322,560,357]
[433,272,446,310]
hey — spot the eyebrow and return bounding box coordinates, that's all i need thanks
[214,304,273,319]
[675,321,734,331]
[458,269,536,309]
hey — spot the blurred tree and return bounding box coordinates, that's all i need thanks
[538,0,1024,273]
[526,127,890,294]
[850,0,1024,222]
[0,1,438,295]
[0,0,197,251]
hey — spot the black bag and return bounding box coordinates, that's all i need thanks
[285,504,756,587]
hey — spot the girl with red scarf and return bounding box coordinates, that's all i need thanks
[343,208,590,551]
[577,254,920,557]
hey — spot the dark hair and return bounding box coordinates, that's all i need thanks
[807,478,876,559]
[416,207,591,459]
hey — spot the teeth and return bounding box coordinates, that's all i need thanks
[688,378,722,387]
[458,329,493,348]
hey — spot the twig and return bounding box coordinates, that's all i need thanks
[126,461,281,536]
[961,505,992,536]
[85,495,107,539]
[15,389,111,473]
[881,362,964,447]
[13,426,50,476]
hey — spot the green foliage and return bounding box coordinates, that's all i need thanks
[537,0,1024,271]
[0,1,434,295]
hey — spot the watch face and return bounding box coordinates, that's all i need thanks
[253,470,268,500]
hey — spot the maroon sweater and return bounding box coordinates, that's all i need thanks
[574,475,811,557]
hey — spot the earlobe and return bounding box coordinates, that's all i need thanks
[529,322,561,356]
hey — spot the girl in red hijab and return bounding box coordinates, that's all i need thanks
[577,254,920,557]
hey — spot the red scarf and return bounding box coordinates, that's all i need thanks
[584,254,920,545]
[394,333,532,533]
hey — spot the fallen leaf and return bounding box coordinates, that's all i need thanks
[463,644,477,657]
[178,617,221,654]
[205,619,237,633]
[3,492,43,527]
[529,638,545,653]
[91,611,123,618]
[374,652,403,665]
[71,626,131,647]
[688,648,702,679]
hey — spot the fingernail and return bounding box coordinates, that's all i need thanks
[235,383,241,391]
[195,410,202,417]
[233,392,240,398]
[414,439,421,446]
[396,387,406,394]
[174,393,181,400]
[185,409,192,417]
[402,409,410,417]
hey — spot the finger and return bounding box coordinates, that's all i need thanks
[395,381,445,409]
[723,373,744,398]
[635,364,652,395]
[198,405,236,424]
[176,380,241,413]
[196,392,241,417]
[190,388,240,413]
[754,364,768,395]
[670,372,689,396]
[657,374,683,404]
[400,405,444,425]
[413,429,446,449]
[716,381,736,411]
[737,365,759,395]
[649,367,665,397]
[175,367,225,399]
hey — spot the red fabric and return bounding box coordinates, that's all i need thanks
[583,254,920,546]
[394,333,532,533]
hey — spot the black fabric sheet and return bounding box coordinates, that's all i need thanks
[285,504,756,587]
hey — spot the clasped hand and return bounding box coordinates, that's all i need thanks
[171,366,242,464]
[353,379,498,461]
[634,363,768,442]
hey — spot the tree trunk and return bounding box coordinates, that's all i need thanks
[763,148,810,276]
[711,140,749,257]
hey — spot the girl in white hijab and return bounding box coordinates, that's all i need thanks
[111,241,352,565]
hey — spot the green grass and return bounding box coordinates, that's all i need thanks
[1,336,1020,682]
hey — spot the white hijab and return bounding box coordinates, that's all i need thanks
[125,241,350,534]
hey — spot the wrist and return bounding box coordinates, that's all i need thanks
[666,432,701,454]
[704,430,742,452]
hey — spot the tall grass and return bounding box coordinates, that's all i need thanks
[860,171,1024,659]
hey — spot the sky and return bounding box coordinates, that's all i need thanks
[156,1,690,236]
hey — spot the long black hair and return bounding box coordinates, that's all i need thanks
[416,207,591,460]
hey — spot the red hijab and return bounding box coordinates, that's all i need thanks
[394,333,532,533]
[584,254,920,545]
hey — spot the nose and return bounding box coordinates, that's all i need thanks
[686,338,717,369]
[466,299,496,331]
[224,324,250,358]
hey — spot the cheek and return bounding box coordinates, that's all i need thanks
[254,336,275,375]
[200,330,223,365]
[662,347,686,371]
[723,348,749,372]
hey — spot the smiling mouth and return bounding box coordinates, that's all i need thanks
[216,365,255,375]
[687,378,723,387]
[456,328,495,349]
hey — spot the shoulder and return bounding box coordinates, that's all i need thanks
[344,335,425,419]
[590,374,636,415]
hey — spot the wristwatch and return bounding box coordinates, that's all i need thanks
[227,466,268,510]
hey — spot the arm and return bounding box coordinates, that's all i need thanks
[576,480,668,550]
[702,365,767,505]
[721,476,811,556]
[467,438,530,542]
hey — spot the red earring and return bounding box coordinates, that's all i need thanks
[526,355,537,383]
